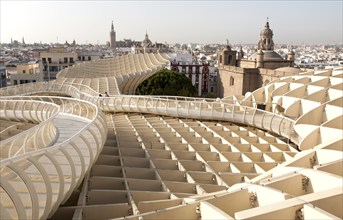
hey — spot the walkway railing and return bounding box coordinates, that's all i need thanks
[0,82,298,144]
[0,82,94,97]
[0,96,107,220]
[0,100,60,159]
[100,95,298,144]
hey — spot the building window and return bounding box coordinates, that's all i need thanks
[230,76,234,86]
[48,58,52,63]
[22,70,26,74]
[64,57,68,63]
[88,56,91,61]
[70,57,74,63]
[210,87,214,92]
[219,55,222,63]
[228,55,232,64]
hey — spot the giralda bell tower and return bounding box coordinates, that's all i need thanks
[110,21,116,50]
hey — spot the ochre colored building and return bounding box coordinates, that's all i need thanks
[217,21,299,98]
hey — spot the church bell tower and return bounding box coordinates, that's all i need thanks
[110,21,116,50]
[258,18,274,51]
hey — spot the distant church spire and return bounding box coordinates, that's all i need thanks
[265,17,270,29]
[111,20,114,32]
[142,31,152,47]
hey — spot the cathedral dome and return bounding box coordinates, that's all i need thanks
[142,32,152,47]
[261,29,273,37]
[260,21,273,37]
[248,50,283,61]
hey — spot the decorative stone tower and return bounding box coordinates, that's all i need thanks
[287,49,295,67]
[142,31,152,53]
[237,46,244,60]
[256,49,264,68]
[218,39,237,66]
[258,18,274,51]
[110,21,116,50]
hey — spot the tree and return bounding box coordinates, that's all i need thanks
[204,92,217,98]
[136,69,196,97]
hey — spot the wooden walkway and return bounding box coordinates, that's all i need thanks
[52,113,90,145]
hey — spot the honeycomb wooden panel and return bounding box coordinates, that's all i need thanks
[1,59,341,219]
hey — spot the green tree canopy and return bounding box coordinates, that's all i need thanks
[136,69,196,97]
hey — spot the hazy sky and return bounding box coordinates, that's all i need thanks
[1,0,342,45]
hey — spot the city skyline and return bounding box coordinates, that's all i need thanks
[1,0,342,45]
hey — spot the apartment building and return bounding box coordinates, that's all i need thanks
[9,62,43,85]
[40,47,77,80]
